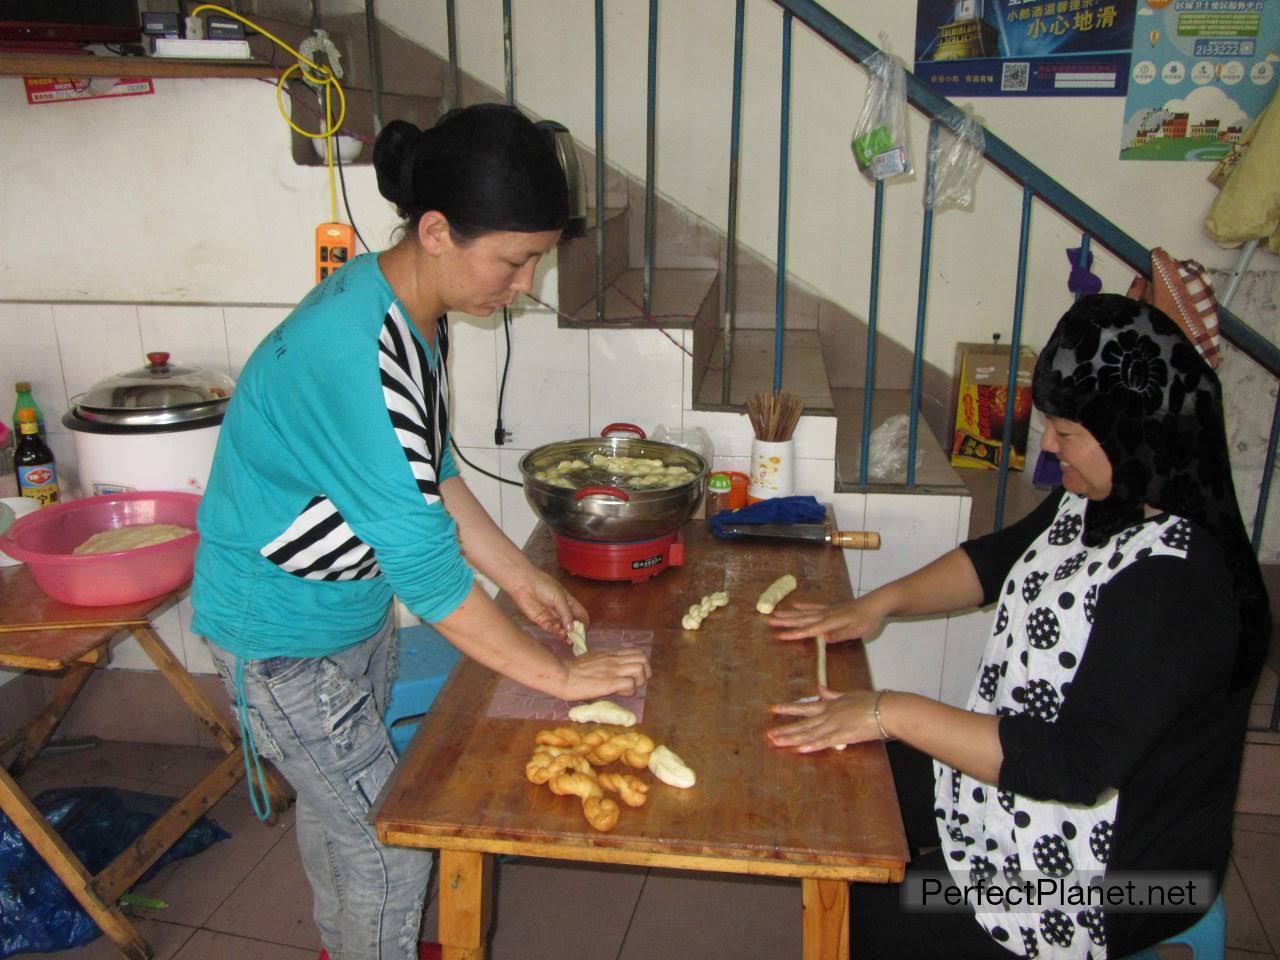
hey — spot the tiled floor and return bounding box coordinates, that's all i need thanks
[10,683,1280,960]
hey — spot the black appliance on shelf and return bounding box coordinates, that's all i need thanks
[0,0,141,50]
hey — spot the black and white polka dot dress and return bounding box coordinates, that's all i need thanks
[934,493,1192,960]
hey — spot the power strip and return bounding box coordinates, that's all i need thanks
[146,37,253,60]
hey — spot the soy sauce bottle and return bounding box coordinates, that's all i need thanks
[15,408,59,507]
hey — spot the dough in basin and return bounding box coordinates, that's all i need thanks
[74,524,193,555]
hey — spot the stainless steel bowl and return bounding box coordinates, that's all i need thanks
[519,435,708,542]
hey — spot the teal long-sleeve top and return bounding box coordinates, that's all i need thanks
[192,253,473,659]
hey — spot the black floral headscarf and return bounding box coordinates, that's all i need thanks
[1033,293,1267,689]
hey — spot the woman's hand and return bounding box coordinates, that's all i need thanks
[766,688,881,752]
[559,648,652,701]
[767,596,889,644]
[508,568,590,641]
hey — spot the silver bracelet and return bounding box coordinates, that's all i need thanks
[873,689,891,741]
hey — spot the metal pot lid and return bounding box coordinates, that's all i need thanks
[69,352,234,427]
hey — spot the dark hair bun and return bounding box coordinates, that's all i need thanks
[373,119,423,210]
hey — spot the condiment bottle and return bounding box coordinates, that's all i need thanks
[15,409,59,507]
[13,381,45,441]
[707,472,732,518]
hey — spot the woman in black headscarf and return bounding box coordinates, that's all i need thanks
[767,294,1267,960]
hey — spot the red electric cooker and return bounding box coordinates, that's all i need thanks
[518,423,708,583]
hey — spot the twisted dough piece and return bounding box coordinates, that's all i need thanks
[548,770,602,799]
[525,749,592,785]
[582,729,656,769]
[548,770,621,831]
[582,795,621,831]
[681,591,730,630]
[569,619,588,657]
[597,771,649,807]
[535,727,585,750]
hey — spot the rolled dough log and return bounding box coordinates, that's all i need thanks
[648,744,696,788]
[567,699,637,727]
[755,574,798,614]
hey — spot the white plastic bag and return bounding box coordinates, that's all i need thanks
[649,424,713,467]
[851,34,914,182]
[924,105,986,212]
[867,414,924,481]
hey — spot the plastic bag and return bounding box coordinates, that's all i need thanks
[0,787,229,958]
[924,106,986,211]
[851,34,914,182]
[867,414,924,481]
[649,424,713,468]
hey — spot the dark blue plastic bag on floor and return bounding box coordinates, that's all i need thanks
[0,786,230,957]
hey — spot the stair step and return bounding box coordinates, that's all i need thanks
[831,387,964,493]
[564,267,718,329]
[557,207,630,317]
[696,329,833,412]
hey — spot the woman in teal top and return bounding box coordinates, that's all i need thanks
[193,104,651,960]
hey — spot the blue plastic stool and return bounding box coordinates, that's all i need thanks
[1125,893,1225,960]
[384,624,461,754]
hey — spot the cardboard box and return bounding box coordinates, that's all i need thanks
[950,343,1036,471]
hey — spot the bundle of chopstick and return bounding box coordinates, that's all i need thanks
[745,390,804,442]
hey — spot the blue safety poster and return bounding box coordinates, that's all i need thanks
[914,0,1137,96]
[1120,0,1280,161]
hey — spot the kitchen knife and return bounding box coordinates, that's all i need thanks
[719,522,880,549]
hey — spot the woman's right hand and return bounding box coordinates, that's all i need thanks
[768,596,889,644]
[559,647,652,701]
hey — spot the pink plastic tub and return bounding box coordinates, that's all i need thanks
[0,491,201,607]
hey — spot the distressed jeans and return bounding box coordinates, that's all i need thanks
[209,612,433,960]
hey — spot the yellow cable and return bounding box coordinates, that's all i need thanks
[188,3,347,140]
[325,83,337,223]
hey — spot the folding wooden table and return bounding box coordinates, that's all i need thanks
[0,565,289,960]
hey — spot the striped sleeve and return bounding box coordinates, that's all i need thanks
[257,303,471,622]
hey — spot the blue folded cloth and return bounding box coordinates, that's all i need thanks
[710,495,826,539]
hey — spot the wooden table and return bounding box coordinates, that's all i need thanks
[374,521,908,960]
[0,565,290,960]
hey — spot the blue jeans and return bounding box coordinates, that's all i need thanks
[209,612,433,960]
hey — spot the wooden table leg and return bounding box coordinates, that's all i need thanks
[130,625,291,813]
[92,749,246,904]
[6,659,95,777]
[802,877,850,960]
[0,762,151,960]
[437,849,493,960]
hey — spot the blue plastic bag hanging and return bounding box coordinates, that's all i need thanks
[851,34,914,182]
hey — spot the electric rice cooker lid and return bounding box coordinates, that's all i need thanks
[64,352,234,433]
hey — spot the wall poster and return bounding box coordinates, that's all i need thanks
[1120,0,1280,161]
[914,0,1137,97]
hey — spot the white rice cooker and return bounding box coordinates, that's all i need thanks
[62,352,234,499]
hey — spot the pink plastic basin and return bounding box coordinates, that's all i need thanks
[0,491,201,607]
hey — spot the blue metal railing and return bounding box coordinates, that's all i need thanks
[491,0,1278,550]
[773,11,794,393]
[594,0,606,326]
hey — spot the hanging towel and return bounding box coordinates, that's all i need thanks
[1206,90,1280,255]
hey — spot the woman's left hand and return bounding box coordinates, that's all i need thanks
[767,688,881,752]
[508,568,590,641]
